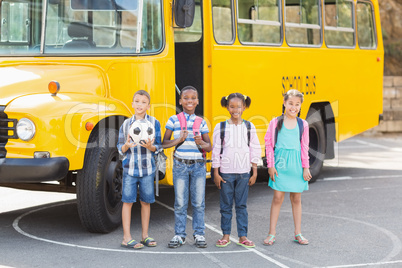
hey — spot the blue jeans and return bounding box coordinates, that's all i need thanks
[173,159,206,237]
[220,173,250,237]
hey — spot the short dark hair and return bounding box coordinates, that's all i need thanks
[180,85,198,97]
[133,90,151,103]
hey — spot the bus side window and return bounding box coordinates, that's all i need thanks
[237,0,281,45]
[212,0,234,44]
[0,1,30,51]
[324,0,355,48]
[285,0,321,47]
[357,1,376,49]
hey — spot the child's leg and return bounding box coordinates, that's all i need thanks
[138,173,156,246]
[173,159,190,238]
[268,190,285,235]
[219,173,236,241]
[122,202,133,242]
[234,173,250,244]
[189,162,206,237]
[140,201,156,246]
[290,192,308,243]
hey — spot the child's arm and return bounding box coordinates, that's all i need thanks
[194,133,212,152]
[162,129,188,149]
[249,163,257,186]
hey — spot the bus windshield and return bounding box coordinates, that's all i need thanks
[0,0,163,55]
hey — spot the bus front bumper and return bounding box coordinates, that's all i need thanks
[0,157,69,183]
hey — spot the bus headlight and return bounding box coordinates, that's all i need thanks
[16,118,36,141]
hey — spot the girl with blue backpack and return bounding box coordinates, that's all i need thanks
[211,93,261,248]
[263,89,312,246]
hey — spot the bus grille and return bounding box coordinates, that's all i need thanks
[0,106,18,158]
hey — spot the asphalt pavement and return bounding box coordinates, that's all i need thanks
[1,135,402,268]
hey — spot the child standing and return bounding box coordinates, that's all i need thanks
[117,90,162,249]
[212,93,261,248]
[163,86,212,248]
[263,89,312,246]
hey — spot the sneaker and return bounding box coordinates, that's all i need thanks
[194,235,207,248]
[168,235,186,248]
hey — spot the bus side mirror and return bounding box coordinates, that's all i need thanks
[173,0,195,28]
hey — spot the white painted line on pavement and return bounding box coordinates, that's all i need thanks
[319,259,402,268]
[355,139,402,151]
[12,202,250,255]
[322,174,402,181]
[155,200,290,268]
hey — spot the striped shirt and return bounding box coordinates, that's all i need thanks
[165,112,209,160]
[117,114,162,177]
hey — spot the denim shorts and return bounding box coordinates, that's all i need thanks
[121,173,155,204]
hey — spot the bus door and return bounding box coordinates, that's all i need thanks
[173,0,204,116]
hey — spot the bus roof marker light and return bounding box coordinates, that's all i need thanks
[85,122,94,131]
[48,81,60,96]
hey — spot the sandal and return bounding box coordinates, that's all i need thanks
[294,234,309,245]
[216,239,231,248]
[141,237,157,247]
[263,234,276,246]
[121,239,144,249]
[237,239,255,248]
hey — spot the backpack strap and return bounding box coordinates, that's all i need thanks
[174,112,186,154]
[244,120,251,147]
[274,115,283,149]
[274,116,304,149]
[219,121,226,156]
[296,117,304,142]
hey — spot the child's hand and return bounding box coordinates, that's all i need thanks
[179,129,188,143]
[214,173,226,189]
[125,135,137,148]
[268,167,278,182]
[303,168,312,181]
[249,174,257,186]
[140,138,155,151]
[194,132,202,145]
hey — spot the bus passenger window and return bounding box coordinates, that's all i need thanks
[212,0,234,44]
[285,0,321,46]
[324,0,354,48]
[0,1,30,54]
[357,1,376,49]
[237,0,281,45]
[174,0,202,43]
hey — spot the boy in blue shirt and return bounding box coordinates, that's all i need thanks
[117,90,162,249]
[163,86,212,248]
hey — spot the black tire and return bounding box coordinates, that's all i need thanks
[77,128,123,233]
[306,109,326,182]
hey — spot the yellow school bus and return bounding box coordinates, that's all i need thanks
[0,0,383,232]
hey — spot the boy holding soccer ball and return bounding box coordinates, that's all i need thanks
[117,90,162,249]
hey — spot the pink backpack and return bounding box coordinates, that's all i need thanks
[176,112,206,158]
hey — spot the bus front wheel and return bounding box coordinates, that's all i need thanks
[306,109,326,182]
[77,128,123,233]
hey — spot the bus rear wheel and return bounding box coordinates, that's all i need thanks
[77,128,123,233]
[306,109,326,182]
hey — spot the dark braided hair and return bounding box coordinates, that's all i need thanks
[220,93,251,108]
[277,89,304,132]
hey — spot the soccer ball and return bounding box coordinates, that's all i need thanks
[129,119,155,144]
